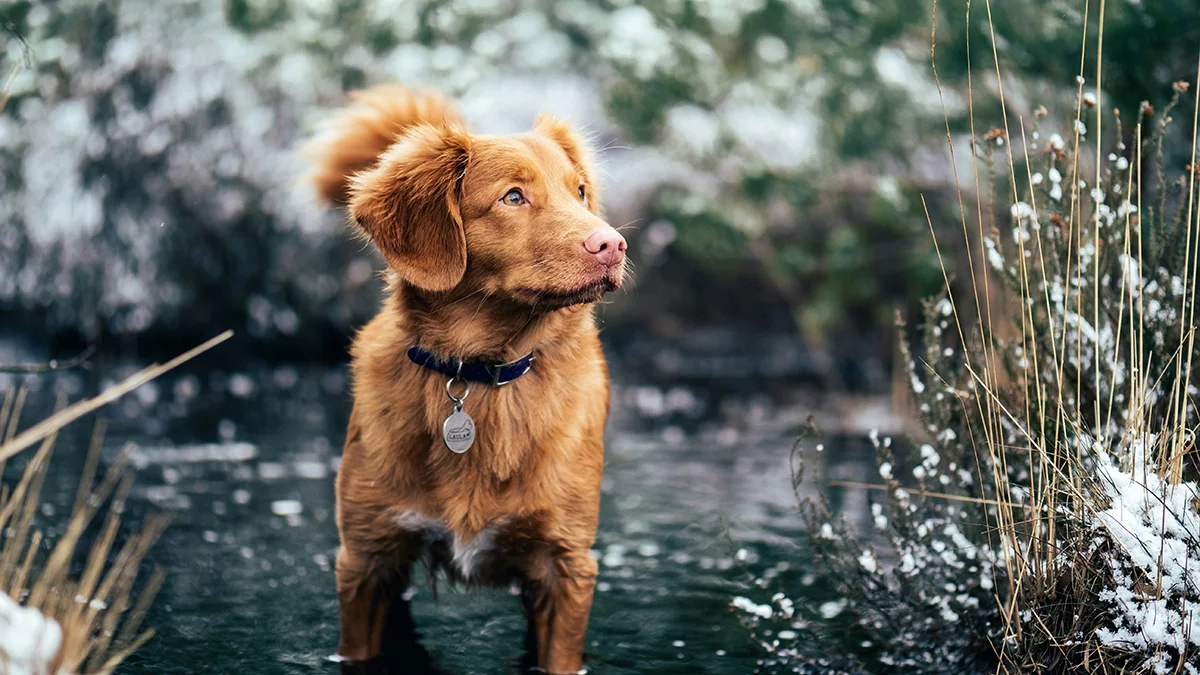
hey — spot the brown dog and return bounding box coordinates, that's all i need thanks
[308,85,626,674]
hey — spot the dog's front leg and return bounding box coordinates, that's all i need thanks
[335,549,411,662]
[527,552,598,675]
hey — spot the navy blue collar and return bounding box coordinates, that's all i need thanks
[406,346,535,386]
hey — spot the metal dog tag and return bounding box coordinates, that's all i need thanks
[442,410,475,453]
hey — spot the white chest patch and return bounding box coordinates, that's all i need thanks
[452,527,501,580]
[390,508,507,582]
[392,509,443,533]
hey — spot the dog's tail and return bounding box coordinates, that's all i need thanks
[306,85,463,206]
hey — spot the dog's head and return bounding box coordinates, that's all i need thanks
[347,117,626,309]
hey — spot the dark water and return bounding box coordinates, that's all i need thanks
[1,342,881,675]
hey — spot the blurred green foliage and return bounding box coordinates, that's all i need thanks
[605,0,1198,344]
[2,0,1196,354]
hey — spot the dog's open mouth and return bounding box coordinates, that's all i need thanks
[513,276,619,308]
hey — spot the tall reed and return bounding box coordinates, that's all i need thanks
[734,2,1200,673]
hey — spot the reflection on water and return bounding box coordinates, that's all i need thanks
[1,347,881,675]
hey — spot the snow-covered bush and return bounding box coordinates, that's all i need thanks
[1093,435,1200,670]
[734,24,1200,675]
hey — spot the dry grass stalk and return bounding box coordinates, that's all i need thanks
[0,331,232,673]
[915,0,1200,670]
[0,330,234,464]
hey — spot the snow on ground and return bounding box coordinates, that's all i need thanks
[1095,434,1200,671]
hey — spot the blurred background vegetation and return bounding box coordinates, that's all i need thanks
[1,0,1197,388]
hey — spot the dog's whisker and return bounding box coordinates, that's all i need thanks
[438,287,488,311]
[467,289,495,326]
[596,139,631,152]
[500,304,540,352]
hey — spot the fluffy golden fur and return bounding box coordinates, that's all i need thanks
[307,85,626,674]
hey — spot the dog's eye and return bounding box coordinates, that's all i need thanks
[578,185,587,202]
[501,189,525,206]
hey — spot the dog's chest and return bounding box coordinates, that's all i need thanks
[391,509,536,583]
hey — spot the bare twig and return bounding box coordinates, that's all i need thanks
[0,331,233,463]
[0,346,97,374]
[826,479,1003,506]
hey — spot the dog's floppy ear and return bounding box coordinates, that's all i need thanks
[533,115,603,217]
[348,124,471,291]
